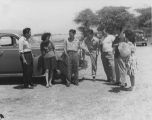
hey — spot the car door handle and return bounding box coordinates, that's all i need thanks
[0,51,4,56]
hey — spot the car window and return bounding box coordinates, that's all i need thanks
[0,36,12,46]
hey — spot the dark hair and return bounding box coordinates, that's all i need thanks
[124,30,136,44]
[23,28,31,36]
[105,26,113,34]
[88,29,94,35]
[69,29,76,34]
[41,32,51,41]
[0,114,4,118]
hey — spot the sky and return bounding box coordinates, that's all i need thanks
[0,0,151,34]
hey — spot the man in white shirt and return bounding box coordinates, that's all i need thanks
[100,28,116,83]
[64,29,80,86]
[19,28,34,89]
[83,29,99,81]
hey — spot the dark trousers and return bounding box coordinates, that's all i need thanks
[20,52,33,86]
[101,51,116,82]
[67,51,79,83]
[115,57,121,83]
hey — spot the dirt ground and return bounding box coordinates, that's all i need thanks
[0,45,152,120]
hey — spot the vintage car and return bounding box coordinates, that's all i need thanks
[0,33,86,77]
[134,30,148,46]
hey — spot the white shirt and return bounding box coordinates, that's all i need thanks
[19,36,31,53]
[102,35,115,52]
[65,38,80,52]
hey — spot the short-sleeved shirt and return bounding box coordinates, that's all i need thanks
[19,36,31,53]
[65,38,80,52]
[101,35,115,52]
[84,37,99,52]
[40,40,55,58]
[113,35,126,58]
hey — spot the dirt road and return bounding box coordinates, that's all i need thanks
[0,46,152,120]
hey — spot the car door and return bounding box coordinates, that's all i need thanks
[0,35,22,74]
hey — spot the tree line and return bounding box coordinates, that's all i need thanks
[74,6,151,36]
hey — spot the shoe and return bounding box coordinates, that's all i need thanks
[106,79,111,82]
[46,84,50,88]
[113,82,121,86]
[73,81,79,86]
[127,86,134,91]
[110,81,116,85]
[66,82,70,87]
[92,75,96,81]
[120,83,127,88]
[49,84,52,87]
[28,85,34,89]
[30,83,36,87]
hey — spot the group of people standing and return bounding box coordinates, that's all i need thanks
[19,27,137,91]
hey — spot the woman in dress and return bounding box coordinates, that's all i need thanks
[117,30,137,91]
[40,33,57,88]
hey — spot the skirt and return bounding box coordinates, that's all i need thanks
[44,56,57,70]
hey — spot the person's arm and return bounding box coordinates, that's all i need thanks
[111,35,116,53]
[80,38,89,53]
[64,40,68,55]
[51,41,58,60]
[97,39,100,55]
[40,43,45,56]
[19,38,27,64]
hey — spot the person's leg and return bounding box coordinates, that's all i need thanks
[23,53,33,88]
[29,53,34,86]
[48,70,53,87]
[73,53,79,85]
[26,65,33,87]
[101,52,110,81]
[115,58,121,84]
[117,57,128,87]
[48,57,56,87]
[91,51,97,80]
[22,64,28,87]
[45,69,49,87]
[107,52,116,83]
[128,74,135,91]
[61,54,71,86]
[67,53,72,83]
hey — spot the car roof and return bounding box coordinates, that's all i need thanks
[0,33,20,39]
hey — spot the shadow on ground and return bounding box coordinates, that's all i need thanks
[79,77,106,82]
[109,87,130,93]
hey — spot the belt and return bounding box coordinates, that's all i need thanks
[67,50,77,53]
[20,51,31,54]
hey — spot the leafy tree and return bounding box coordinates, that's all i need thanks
[96,6,137,33]
[136,7,151,28]
[74,9,98,37]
